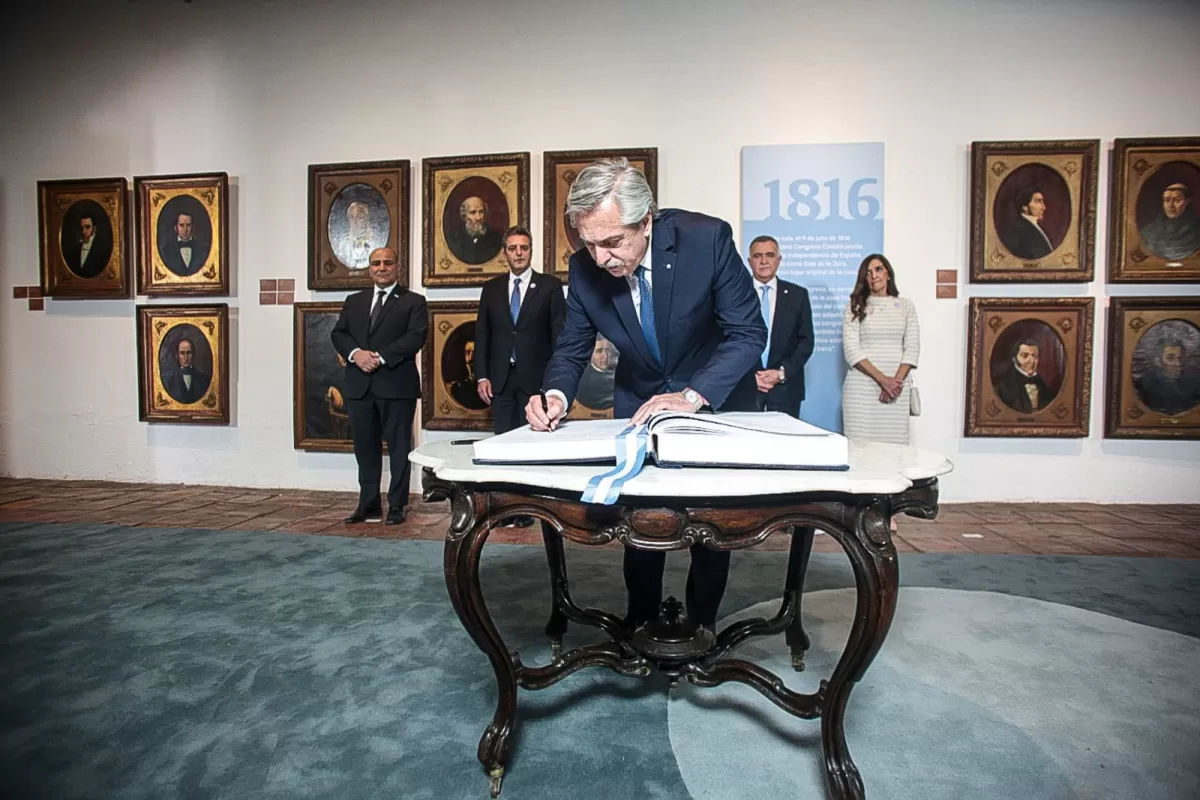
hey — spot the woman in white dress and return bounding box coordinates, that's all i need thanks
[841,253,921,514]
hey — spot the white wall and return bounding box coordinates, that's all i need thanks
[1,0,1198,502]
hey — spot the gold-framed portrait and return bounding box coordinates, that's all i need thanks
[422,152,529,287]
[1105,296,1200,439]
[308,159,410,291]
[37,177,131,298]
[565,334,618,420]
[137,303,230,424]
[969,140,1098,283]
[965,297,1094,437]
[422,301,492,430]
[1107,137,1200,283]
[135,172,229,295]
[542,148,657,276]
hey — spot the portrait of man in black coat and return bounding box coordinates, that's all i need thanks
[1134,330,1200,416]
[1000,185,1055,261]
[161,332,212,405]
[156,195,213,277]
[993,338,1055,413]
[60,200,113,279]
[445,195,504,265]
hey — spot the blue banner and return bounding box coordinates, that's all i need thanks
[740,143,885,433]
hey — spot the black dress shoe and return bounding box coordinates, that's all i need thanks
[385,509,407,526]
[344,510,382,524]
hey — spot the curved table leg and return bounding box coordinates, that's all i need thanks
[784,525,815,671]
[817,504,899,800]
[445,512,517,797]
[540,523,569,659]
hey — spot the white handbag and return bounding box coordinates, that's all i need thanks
[909,382,921,416]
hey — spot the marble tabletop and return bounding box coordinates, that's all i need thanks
[411,438,953,499]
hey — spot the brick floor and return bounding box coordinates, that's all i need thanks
[0,477,1195,557]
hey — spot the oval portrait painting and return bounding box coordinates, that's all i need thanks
[158,323,214,405]
[989,319,1066,413]
[328,183,390,270]
[59,198,114,279]
[156,195,213,277]
[1132,318,1200,416]
[442,176,509,266]
[1134,161,1200,262]
[442,320,487,411]
[993,163,1071,262]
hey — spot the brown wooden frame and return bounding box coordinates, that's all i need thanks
[422,152,529,287]
[965,297,1094,437]
[1105,296,1200,439]
[135,172,230,295]
[293,301,354,452]
[1107,137,1200,283]
[968,139,1098,283]
[136,303,230,423]
[422,300,492,431]
[542,147,658,276]
[307,159,410,291]
[37,177,131,298]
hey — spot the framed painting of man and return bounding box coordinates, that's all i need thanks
[1105,296,1200,439]
[37,177,131,298]
[135,172,229,295]
[565,334,619,420]
[1107,137,1200,283]
[294,302,355,451]
[968,140,1098,283]
[422,152,529,288]
[542,148,657,277]
[965,297,1094,437]
[308,159,410,291]
[422,301,492,430]
[136,304,230,423]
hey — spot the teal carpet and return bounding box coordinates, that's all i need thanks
[2,521,1198,799]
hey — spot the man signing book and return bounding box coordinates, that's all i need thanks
[527,157,766,631]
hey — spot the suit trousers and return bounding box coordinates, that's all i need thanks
[347,395,416,514]
[490,364,531,434]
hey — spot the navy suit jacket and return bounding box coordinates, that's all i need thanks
[543,209,767,418]
[728,278,814,412]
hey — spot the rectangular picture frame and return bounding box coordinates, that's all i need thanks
[1106,137,1200,283]
[37,176,131,298]
[135,171,230,296]
[422,300,492,430]
[1105,296,1200,439]
[422,152,529,287]
[965,297,1094,437]
[968,139,1098,283]
[308,159,410,291]
[293,301,357,451]
[136,303,230,423]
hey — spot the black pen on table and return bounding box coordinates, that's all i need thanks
[538,390,552,430]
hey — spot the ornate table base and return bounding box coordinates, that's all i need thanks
[425,469,939,798]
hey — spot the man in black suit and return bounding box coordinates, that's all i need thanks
[446,196,504,265]
[994,338,1053,413]
[331,247,428,525]
[475,225,567,431]
[162,336,211,404]
[63,214,111,278]
[1003,186,1054,261]
[732,235,815,416]
[160,212,212,276]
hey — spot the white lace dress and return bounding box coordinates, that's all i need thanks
[841,295,920,445]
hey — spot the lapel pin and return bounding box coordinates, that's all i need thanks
[665,264,672,270]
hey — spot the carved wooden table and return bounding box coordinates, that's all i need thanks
[411,440,952,798]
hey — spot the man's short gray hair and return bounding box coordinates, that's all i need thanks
[565,157,657,227]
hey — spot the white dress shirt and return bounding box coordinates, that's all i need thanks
[349,282,398,364]
[79,239,93,266]
[178,239,194,270]
[624,231,653,323]
[753,275,778,328]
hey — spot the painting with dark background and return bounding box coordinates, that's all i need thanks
[294,303,357,451]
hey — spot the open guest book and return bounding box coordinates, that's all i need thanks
[471,411,850,471]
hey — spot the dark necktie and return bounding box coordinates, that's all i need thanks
[635,265,661,365]
[370,289,385,329]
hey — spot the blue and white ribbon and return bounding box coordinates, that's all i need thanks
[580,423,649,505]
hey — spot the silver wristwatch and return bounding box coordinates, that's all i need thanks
[682,388,702,410]
[778,366,787,383]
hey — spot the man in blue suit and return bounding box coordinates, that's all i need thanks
[528,158,767,629]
